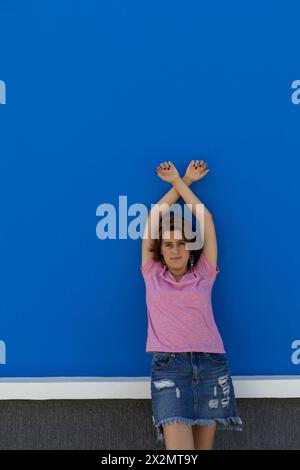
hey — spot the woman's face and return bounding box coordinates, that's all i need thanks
[160,229,190,271]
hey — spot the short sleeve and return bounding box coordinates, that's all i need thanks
[140,258,161,278]
[194,252,220,280]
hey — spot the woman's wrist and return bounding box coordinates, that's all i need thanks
[172,175,192,186]
[182,175,193,186]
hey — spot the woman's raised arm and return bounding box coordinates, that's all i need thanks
[162,160,218,269]
[141,162,192,267]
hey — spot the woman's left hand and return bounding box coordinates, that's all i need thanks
[156,161,181,183]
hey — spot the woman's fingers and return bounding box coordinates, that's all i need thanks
[156,161,178,181]
[187,159,209,177]
[193,159,206,168]
[158,161,172,170]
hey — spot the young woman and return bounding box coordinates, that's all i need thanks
[140,160,243,450]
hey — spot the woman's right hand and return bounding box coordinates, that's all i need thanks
[185,160,209,183]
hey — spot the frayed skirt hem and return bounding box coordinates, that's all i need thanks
[152,415,243,443]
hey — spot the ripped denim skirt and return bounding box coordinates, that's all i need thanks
[150,351,243,443]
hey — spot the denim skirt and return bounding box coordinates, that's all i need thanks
[150,351,243,443]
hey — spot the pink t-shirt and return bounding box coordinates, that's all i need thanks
[140,252,225,353]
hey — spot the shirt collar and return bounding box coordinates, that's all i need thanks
[159,263,197,286]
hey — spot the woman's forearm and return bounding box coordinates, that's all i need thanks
[155,175,192,209]
[171,177,215,251]
[172,177,212,220]
[144,175,192,239]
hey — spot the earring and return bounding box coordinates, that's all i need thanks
[189,254,194,268]
[162,257,166,265]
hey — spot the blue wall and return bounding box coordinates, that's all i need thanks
[0,1,299,377]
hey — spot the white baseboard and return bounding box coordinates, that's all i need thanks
[0,376,299,399]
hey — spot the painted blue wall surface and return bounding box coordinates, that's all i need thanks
[0,1,299,377]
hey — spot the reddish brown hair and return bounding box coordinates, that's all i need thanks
[148,213,202,267]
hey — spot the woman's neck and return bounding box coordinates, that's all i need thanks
[167,266,189,282]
